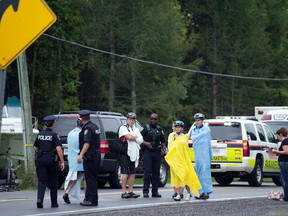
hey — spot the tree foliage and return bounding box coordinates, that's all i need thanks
[5,0,288,132]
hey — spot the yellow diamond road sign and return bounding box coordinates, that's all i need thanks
[0,0,57,69]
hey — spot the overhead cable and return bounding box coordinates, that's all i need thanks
[43,34,288,81]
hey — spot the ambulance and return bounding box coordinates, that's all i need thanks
[256,107,288,134]
[189,116,280,186]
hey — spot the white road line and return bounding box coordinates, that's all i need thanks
[23,195,268,216]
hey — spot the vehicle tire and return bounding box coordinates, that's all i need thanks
[272,176,282,186]
[214,176,234,186]
[108,161,122,189]
[97,178,107,188]
[158,159,169,187]
[248,159,263,187]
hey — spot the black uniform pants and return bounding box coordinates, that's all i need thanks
[36,153,59,204]
[83,151,100,204]
[143,150,161,194]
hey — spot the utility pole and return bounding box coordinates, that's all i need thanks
[0,70,7,149]
[17,52,34,172]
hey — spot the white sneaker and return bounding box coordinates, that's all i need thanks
[185,193,192,201]
[174,194,181,201]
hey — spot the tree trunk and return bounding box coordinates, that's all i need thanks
[131,63,137,114]
[30,51,37,105]
[212,25,219,118]
[57,48,62,112]
[109,24,116,111]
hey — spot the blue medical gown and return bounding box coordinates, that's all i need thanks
[190,124,213,194]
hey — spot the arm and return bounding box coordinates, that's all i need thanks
[272,145,288,155]
[124,134,138,140]
[77,142,90,163]
[56,146,65,171]
[119,125,138,140]
[54,133,65,171]
[141,125,153,149]
[160,130,167,150]
[135,129,143,144]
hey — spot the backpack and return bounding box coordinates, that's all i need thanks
[113,125,129,154]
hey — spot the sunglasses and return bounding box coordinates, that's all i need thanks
[150,118,158,120]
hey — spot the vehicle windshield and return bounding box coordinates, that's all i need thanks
[2,105,22,118]
[53,116,100,136]
[209,123,242,140]
[262,121,288,134]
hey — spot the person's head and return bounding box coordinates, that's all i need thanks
[43,115,56,128]
[126,112,136,127]
[150,113,158,125]
[194,113,205,127]
[276,127,288,140]
[78,109,91,123]
[77,117,83,128]
[174,120,184,134]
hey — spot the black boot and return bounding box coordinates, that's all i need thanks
[152,192,162,198]
[63,193,71,204]
[36,199,43,208]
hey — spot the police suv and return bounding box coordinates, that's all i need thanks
[189,116,280,186]
[53,111,169,189]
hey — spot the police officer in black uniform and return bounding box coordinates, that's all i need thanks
[34,115,65,208]
[77,110,101,206]
[141,113,166,198]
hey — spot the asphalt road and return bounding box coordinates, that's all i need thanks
[0,182,287,216]
[85,198,288,216]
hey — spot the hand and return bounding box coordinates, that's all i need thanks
[161,147,168,156]
[77,155,83,163]
[271,149,279,156]
[60,162,65,171]
[145,142,152,149]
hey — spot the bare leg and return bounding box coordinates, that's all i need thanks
[175,187,181,195]
[127,174,135,192]
[185,185,190,193]
[121,174,128,193]
[65,180,76,194]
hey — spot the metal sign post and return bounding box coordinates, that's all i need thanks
[0,69,7,149]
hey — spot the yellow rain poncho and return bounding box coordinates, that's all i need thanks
[165,133,202,197]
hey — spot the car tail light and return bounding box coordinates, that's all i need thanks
[261,114,271,120]
[100,141,110,153]
[242,140,250,157]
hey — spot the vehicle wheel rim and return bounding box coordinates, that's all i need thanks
[160,164,166,183]
[256,165,262,183]
[118,165,122,184]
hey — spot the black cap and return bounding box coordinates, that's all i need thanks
[43,115,56,121]
[78,109,91,118]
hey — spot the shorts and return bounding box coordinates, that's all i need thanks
[119,154,135,174]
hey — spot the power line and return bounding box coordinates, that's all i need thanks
[43,33,288,81]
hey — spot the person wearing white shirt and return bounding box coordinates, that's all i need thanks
[118,112,143,199]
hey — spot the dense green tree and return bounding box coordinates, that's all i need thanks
[4,0,288,132]
[73,0,190,129]
[26,0,84,118]
[179,0,288,117]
